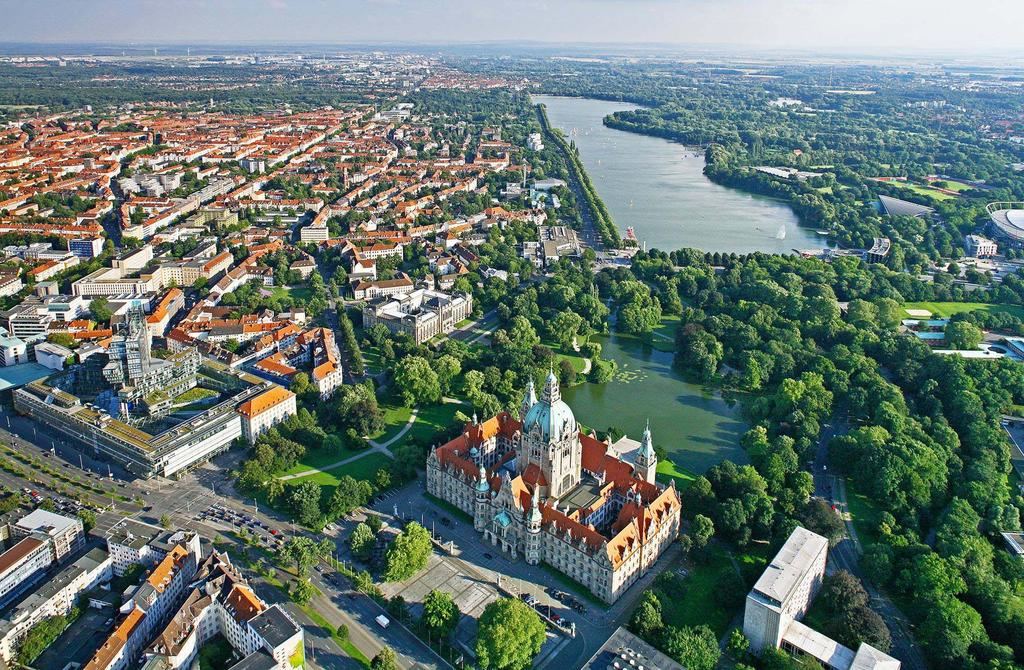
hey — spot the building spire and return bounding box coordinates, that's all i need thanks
[640,419,655,459]
[529,486,543,523]
[476,464,489,492]
[520,379,537,420]
[542,366,560,403]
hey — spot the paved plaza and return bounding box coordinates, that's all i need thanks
[349,480,683,669]
[379,549,564,661]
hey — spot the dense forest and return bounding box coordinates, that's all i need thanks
[599,248,1024,670]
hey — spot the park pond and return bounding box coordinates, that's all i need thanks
[562,324,748,478]
[532,95,768,475]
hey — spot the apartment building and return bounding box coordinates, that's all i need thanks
[0,547,111,663]
[0,272,24,298]
[0,536,53,608]
[144,552,303,670]
[12,508,85,562]
[86,536,202,670]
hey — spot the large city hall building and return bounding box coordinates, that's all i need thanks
[426,372,681,604]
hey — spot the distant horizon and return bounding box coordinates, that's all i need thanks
[1,0,1021,57]
[0,39,1021,64]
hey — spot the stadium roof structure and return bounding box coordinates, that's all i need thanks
[988,202,1024,242]
[878,194,935,218]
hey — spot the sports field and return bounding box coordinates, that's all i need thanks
[903,302,1024,320]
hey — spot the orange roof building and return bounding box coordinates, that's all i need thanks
[236,386,296,443]
[426,372,680,605]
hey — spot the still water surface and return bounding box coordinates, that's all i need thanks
[535,94,822,255]
[533,95,769,474]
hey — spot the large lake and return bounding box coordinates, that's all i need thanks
[534,95,822,255]
[534,95,765,474]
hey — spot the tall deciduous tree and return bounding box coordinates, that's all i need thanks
[383,522,432,582]
[475,598,546,670]
[394,356,441,406]
[660,624,721,670]
[348,522,376,561]
[421,589,459,638]
[370,646,398,670]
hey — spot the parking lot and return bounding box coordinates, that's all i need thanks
[192,502,288,550]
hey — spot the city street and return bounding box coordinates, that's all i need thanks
[814,422,928,670]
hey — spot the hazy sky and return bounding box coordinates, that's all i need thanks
[1,0,1022,53]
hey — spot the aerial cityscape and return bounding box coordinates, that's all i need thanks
[0,2,1021,670]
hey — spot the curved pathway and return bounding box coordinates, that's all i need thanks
[368,407,419,453]
[278,408,419,481]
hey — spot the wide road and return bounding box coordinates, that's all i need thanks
[815,422,929,670]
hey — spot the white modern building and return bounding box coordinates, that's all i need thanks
[0,536,54,608]
[743,527,900,670]
[12,508,85,562]
[34,341,74,370]
[965,234,998,258]
[0,547,111,663]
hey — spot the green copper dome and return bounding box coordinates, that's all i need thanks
[522,371,576,443]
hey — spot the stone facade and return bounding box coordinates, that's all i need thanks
[363,286,473,344]
[426,373,680,604]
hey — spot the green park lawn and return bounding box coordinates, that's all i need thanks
[368,395,461,448]
[270,285,313,302]
[733,543,772,586]
[539,336,589,376]
[931,180,975,193]
[284,451,393,490]
[361,344,383,376]
[903,301,1024,320]
[656,459,696,491]
[655,543,747,636]
[648,315,680,352]
[281,442,367,476]
[890,181,958,201]
[407,401,462,444]
[369,399,415,444]
[844,478,883,553]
